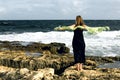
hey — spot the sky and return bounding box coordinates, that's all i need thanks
[0,0,120,20]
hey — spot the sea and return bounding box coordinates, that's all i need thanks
[0,20,120,57]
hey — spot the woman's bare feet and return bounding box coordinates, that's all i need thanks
[76,63,80,71]
[79,63,83,71]
[76,63,83,71]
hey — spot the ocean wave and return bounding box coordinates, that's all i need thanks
[0,30,120,57]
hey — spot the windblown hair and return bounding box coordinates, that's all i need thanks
[75,15,85,27]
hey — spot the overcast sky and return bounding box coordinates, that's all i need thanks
[0,0,120,20]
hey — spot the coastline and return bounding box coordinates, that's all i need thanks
[0,41,120,80]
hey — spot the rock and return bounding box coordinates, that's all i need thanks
[0,41,120,80]
[0,66,55,80]
[43,68,54,80]
[0,41,70,54]
[31,68,54,80]
[43,50,51,55]
[84,65,93,70]
[20,68,30,75]
[32,71,44,80]
[86,60,97,66]
[0,50,74,74]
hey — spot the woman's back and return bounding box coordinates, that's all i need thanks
[73,28,84,42]
[72,28,85,51]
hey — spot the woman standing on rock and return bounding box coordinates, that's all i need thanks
[72,15,86,71]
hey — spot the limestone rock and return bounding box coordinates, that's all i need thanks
[0,41,70,54]
[20,68,30,75]
[86,60,97,66]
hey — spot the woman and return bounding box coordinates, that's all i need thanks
[72,15,86,71]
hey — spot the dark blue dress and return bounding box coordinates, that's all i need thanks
[72,28,85,64]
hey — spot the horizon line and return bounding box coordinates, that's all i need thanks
[0,19,120,20]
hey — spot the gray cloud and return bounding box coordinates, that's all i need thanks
[0,0,120,20]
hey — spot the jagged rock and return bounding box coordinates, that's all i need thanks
[0,41,120,80]
[0,50,74,74]
[32,68,54,80]
[0,41,70,54]
[86,60,97,66]
[62,66,120,80]
[0,66,55,80]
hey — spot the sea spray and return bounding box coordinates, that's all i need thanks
[0,31,120,56]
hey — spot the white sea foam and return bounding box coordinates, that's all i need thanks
[0,30,120,57]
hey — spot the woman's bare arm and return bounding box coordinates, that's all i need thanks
[68,24,75,30]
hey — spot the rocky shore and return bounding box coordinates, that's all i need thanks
[0,41,120,80]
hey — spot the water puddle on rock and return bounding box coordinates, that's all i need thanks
[20,42,33,46]
[98,61,120,68]
[25,52,42,57]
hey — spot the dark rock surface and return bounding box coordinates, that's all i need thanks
[0,41,120,80]
[0,41,70,54]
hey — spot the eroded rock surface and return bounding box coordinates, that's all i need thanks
[0,41,120,80]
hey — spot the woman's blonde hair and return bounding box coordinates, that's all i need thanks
[75,15,85,27]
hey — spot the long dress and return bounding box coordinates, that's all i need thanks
[72,28,85,64]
